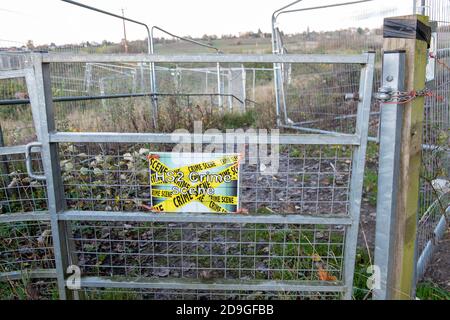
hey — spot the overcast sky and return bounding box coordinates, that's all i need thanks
[0,0,415,46]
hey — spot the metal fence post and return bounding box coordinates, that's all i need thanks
[217,62,223,109]
[373,51,406,300]
[30,53,74,300]
[241,64,246,111]
[84,63,92,94]
[228,69,233,111]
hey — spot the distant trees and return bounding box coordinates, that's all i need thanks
[102,40,113,46]
[221,34,237,40]
[201,34,218,41]
[26,40,34,50]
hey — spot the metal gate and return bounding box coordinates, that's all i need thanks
[0,51,375,300]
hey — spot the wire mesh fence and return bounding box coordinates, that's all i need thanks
[274,0,416,138]
[274,0,449,282]
[0,152,47,214]
[0,52,30,71]
[415,0,450,280]
[80,287,342,300]
[0,51,374,300]
[0,220,54,274]
[58,142,353,216]
[0,152,53,297]
[0,69,37,147]
[282,63,364,135]
[69,221,346,282]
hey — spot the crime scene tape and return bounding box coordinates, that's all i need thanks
[148,154,240,213]
[150,154,239,185]
[151,189,238,205]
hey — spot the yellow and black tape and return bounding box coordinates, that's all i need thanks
[152,189,238,205]
[150,155,239,186]
[150,156,239,213]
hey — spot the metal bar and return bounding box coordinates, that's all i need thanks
[0,93,249,106]
[434,211,448,240]
[217,62,222,108]
[0,212,51,223]
[42,53,371,64]
[0,124,11,196]
[60,0,155,133]
[416,206,449,280]
[0,145,28,155]
[0,269,57,281]
[293,112,381,126]
[0,69,27,80]
[60,0,151,54]
[49,132,361,145]
[281,124,380,143]
[280,125,353,136]
[271,1,304,126]
[25,68,43,142]
[276,0,375,18]
[373,51,406,300]
[31,53,72,300]
[151,26,221,54]
[419,0,426,15]
[416,240,433,281]
[343,53,375,300]
[80,276,346,292]
[58,210,353,225]
[0,99,31,106]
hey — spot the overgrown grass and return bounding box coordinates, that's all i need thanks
[220,110,256,129]
[0,273,59,300]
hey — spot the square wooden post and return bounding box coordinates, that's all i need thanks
[374,14,430,300]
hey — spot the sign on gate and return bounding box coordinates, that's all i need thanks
[148,153,240,213]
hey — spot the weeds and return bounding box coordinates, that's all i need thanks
[416,282,450,300]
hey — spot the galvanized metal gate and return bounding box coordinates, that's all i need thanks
[0,52,375,300]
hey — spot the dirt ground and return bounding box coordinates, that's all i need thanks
[357,202,449,294]
[357,201,377,249]
[422,230,450,291]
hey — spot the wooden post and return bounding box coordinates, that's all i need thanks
[379,15,429,299]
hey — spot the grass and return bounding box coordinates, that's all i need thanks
[363,168,378,206]
[220,110,256,129]
[352,249,373,300]
[0,268,59,300]
[0,280,29,300]
[363,142,380,207]
[416,282,450,300]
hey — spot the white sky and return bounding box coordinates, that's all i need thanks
[0,0,415,46]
